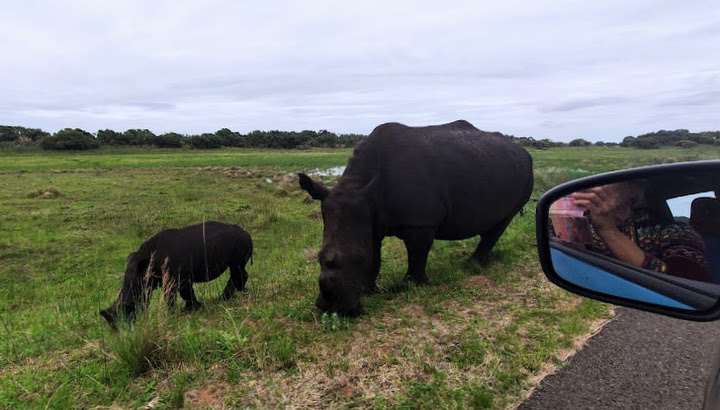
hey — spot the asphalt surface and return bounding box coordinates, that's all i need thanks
[519,308,720,410]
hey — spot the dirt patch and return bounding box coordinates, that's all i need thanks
[277,174,298,191]
[222,166,242,178]
[184,382,231,409]
[27,187,61,199]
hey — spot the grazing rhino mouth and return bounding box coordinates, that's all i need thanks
[317,272,365,316]
[315,293,362,317]
[100,307,118,330]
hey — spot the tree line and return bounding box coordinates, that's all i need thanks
[619,129,720,149]
[1,125,719,151]
[0,126,365,150]
[508,129,720,150]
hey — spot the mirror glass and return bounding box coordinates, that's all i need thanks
[548,170,720,311]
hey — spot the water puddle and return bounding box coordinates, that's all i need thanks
[308,166,346,177]
[539,166,591,174]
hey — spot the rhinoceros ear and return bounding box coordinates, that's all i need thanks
[298,173,329,201]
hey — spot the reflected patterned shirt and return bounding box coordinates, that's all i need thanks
[589,212,711,282]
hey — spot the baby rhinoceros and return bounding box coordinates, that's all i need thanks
[100,221,253,329]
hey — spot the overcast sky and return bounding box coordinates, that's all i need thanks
[1,0,719,141]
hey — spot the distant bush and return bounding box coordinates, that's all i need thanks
[123,129,156,146]
[154,132,184,148]
[674,139,698,148]
[188,133,222,149]
[97,129,126,145]
[634,136,660,149]
[1,126,49,142]
[41,128,99,150]
[97,128,156,146]
[569,138,591,147]
[620,136,636,147]
[509,136,566,149]
[215,128,245,147]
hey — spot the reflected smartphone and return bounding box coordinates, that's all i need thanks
[549,196,593,244]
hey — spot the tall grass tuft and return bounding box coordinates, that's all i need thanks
[107,256,178,376]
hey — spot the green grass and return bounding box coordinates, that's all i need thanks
[0,146,351,171]
[0,145,718,408]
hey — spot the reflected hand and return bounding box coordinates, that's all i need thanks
[571,186,625,234]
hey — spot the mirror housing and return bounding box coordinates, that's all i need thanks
[536,160,720,321]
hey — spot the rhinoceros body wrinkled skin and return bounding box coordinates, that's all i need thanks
[300,120,533,315]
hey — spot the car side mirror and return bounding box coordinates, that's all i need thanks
[536,160,720,321]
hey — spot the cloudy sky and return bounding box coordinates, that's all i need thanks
[1,0,719,141]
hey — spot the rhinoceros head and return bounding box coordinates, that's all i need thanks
[100,252,151,328]
[299,173,379,316]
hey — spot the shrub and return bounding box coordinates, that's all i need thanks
[620,136,636,147]
[568,138,591,147]
[215,128,245,147]
[674,139,698,148]
[122,129,156,146]
[634,136,660,149]
[97,129,126,145]
[0,126,49,142]
[41,128,99,150]
[154,132,184,148]
[188,133,222,149]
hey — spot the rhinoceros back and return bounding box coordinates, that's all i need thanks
[345,120,533,240]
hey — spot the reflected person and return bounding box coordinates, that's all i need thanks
[571,181,710,282]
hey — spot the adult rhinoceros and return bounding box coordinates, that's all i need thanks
[299,120,533,316]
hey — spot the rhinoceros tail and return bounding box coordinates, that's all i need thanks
[246,243,254,266]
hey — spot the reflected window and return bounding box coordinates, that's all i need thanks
[667,191,715,219]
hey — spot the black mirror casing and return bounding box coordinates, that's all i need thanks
[536,160,720,322]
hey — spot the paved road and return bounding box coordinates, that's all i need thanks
[519,308,720,410]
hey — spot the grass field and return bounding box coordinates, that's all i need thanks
[1,145,719,408]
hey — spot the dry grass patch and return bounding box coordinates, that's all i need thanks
[27,187,61,199]
[184,382,231,409]
[302,247,319,263]
[188,262,612,409]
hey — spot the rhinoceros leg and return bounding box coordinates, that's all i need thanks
[367,236,384,293]
[179,280,202,311]
[471,214,514,263]
[220,264,248,300]
[401,229,434,285]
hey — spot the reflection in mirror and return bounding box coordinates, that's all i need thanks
[548,171,720,311]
